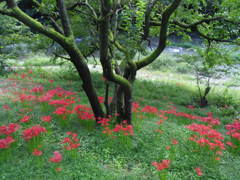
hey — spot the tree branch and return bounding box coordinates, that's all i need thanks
[48,17,64,34]
[56,0,73,37]
[195,26,240,45]
[136,0,182,70]
[3,0,68,48]
[143,0,158,40]
[68,0,98,20]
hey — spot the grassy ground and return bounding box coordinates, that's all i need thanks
[0,66,239,180]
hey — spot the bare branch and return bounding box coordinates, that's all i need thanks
[54,53,71,61]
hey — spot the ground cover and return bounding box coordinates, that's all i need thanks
[0,68,239,180]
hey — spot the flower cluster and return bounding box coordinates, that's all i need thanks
[0,123,20,136]
[152,160,171,171]
[20,115,30,123]
[97,118,134,136]
[0,136,15,149]
[31,86,44,94]
[74,105,94,120]
[49,151,62,163]
[112,123,134,136]
[225,120,240,141]
[22,125,47,141]
[141,105,158,115]
[61,132,80,150]
[132,102,140,113]
[41,116,52,123]
[32,148,43,156]
[185,123,225,150]
[161,107,220,125]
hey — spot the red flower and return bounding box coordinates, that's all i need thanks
[152,160,171,171]
[49,151,62,163]
[2,105,11,110]
[22,125,47,141]
[0,136,15,149]
[141,105,158,114]
[226,141,236,148]
[195,167,202,176]
[41,116,52,122]
[172,139,178,145]
[187,105,195,109]
[31,86,44,93]
[0,123,20,136]
[55,167,62,172]
[32,149,43,156]
[61,132,80,150]
[53,106,68,115]
[166,146,171,150]
[20,116,30,123]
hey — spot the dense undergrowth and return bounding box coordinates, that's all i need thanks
[0,67,239,180]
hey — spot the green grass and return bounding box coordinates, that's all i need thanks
[0,67,239,180]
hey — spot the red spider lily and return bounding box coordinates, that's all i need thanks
[187,105,195,109]
[55,167,62,172]
[216,151,223,156]
[49,99,75,107]
[132,102,140,112]
[2,105,11,110]
[0,123,20,136]
[172,139,178,145]
[20,73,27,79]
[61,132,80,150]
[226,141,237,148]
[152,160,171,171]
[225,120,240,140]
[166,146,171,150]
[97,117,111,126]
[185,123,225,150]
[141,105,158,114]
[41,116,52,122]
[20,116,30,123]
[162,108,220,125]
[0,136,15,149]
[32,148,43,156]
[22,125,47,141]
[49,151,62,163]
[53,106,68,115]
[112,124,134,136]
[31,86,44,93]
[18,94,36,102]
[74,105,94,120]
[195,167,202,176]
[102,127,113,135]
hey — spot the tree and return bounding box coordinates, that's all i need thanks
[0,0,239,124]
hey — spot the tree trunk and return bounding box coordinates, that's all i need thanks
[64,43,105,121]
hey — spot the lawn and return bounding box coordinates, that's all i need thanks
[0,67,239,180]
